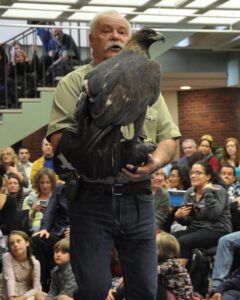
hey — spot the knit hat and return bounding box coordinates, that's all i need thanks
[200,134,213,143]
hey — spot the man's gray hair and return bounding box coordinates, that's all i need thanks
[182,138,197,148]
[89,10,131,36]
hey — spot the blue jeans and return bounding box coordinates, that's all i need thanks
[69,182,157,300]
[222,290,240,300]
[212,231,240,290]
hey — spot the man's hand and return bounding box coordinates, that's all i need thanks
[121,138,176,181]
[32,229,50,238]
[121,153,159,180]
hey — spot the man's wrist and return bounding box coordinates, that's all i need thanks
[152,157,161,173]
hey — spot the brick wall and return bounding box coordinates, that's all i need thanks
[21,125,48,161]
[178,88,240,150]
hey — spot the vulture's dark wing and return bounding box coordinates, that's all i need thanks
[85,50,161,128]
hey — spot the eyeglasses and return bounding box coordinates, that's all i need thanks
[189,170,206,176]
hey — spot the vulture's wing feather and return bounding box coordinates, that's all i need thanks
[85,51,161,128]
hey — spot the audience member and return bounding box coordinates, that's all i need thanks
[178,139,197,167]
[31,184,69,291]
[35,238,77,300]
[31,138,55,184]
[198,135,221,173]
[18,146,33,195]
[221,137,240,177]
[151,168,171,232]
[0,45,8,106]
[7,173,25,212]
[156,232,193,300]
[168,165,191,190]
[210,230,240,294]
[173,161,232,267]
[220,164,240,231]
[39,28,80,85]
[8,48,38,107]
[210,268,240,300]
[22,168,56,233]
[0,146,28,187]
[0,165,17,235]
[2,230,42,299]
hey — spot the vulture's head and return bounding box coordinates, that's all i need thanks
[126,28,165,56]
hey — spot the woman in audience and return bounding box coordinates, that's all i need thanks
[221,137,240,177]
[2,230,42,299]
[22,168,56,233]
[152,168,171,233]
[8,173,24,212]
[198,135,220,173]
[168,165,191,190]
[0,165,17,236]
[0,146,28,187]
[173,161,232,266]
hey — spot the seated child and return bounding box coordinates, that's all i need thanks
[36,238,77,300]
[209,268,240,300]
[157,232,194,300]
[2,230,42,299]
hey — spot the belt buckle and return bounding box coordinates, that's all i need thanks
[112,183,124,196]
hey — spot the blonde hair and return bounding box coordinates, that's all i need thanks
[89,9,131,36]
[54,238,70,253]
[156,232,180,262]
[0,146,18,166]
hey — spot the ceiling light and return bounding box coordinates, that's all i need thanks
[89,0,148,5]
[219,0,240,9]
[186,0,218,8]
[132,8,197,23]
[68,5,135,21]
[17,0,77,2]
[180,86,191,90]
[155,0,188,7]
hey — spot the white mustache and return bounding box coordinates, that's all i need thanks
[104,41,124,51]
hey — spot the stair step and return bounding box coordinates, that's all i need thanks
[0,109,22,114]
[37,87,56,92]
[19,98,41,103]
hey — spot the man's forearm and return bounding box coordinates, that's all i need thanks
[152,138,177,168]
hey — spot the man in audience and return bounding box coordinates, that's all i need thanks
[178,138,197,167]
[18,146,33,194]
[30,137,54,184]
[220,164,240,231]
[31,184,69,292]
[210,165,240,294]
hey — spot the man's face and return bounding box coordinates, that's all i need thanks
[220,167,235,186]
[53,29,63,43]
[18,149,30,164]
[183,142,197,157]
[89,15,130,64]
[42,139,53,158]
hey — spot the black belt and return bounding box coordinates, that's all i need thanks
[80,179,151,195]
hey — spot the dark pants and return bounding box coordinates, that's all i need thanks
[69,183,157,300]
[31,233,61,291]
[173,229,227,259]
[222,290,240,300]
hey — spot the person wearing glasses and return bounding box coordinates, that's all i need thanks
[172,160,232,267]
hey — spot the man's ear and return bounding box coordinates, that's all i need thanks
[89,33,93,48]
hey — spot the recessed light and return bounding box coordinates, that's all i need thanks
[180,86,191,90]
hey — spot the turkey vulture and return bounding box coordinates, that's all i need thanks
[54,28,164,178]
